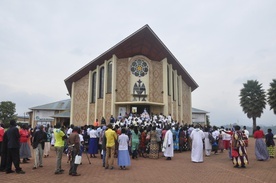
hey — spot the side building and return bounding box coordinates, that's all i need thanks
[64,25,198,126]
[28,99,70,127]
[192,108,209,126]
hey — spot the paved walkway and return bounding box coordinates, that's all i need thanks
[0,138,275,183]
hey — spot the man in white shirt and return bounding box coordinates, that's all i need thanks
[242,126,250,147]
[67,124,74,137]
[243,126,249,138]
[211,126,220,155]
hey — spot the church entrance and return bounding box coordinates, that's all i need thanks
[130,105,150,115]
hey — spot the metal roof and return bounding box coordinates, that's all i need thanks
[29,99,71,111]
[51,110,70,118]
[64,24,198,95]
[192,107,209,114]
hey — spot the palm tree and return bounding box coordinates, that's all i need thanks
[267,79,276,115]
[239,80,266,131]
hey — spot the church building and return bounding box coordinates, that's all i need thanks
[65,25,198,126]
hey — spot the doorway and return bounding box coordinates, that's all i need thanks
[130,105,150,115]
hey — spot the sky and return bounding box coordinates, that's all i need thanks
[0,0,275,127]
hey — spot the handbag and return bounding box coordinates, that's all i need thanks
[231,149,239,157]
[74,155,82,164]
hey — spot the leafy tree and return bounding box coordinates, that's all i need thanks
[267,79,276,115]
[239,80,266,131]
[0,101,17,126]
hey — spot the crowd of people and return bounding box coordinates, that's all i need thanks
[0,111,275,176]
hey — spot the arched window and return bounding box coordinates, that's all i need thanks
[99,67,104,98]
[91,72,97,103]
[107,61,112,93]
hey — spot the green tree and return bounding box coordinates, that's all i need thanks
[0,101,17,126]
[267,79,276,115]
[239,80,266,131]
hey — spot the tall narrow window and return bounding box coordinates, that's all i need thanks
[172,71,175,100]
[107,61,112,93]
[177,77,180,105]
[99,67,104,98]
[167,65,170,95]
[91,72,97,103]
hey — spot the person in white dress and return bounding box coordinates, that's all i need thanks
[162,126,174,160]
[190,125,205,163]
[203,127,212,157]
[50,131,55,146]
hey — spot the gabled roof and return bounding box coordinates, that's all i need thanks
[29,99,71,111]
[192,107,209,114]
[64,24,198,94]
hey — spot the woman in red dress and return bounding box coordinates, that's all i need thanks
[253,126,269,161]
[139,127,147,158]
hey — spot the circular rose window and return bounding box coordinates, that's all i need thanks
[130,59,148,77]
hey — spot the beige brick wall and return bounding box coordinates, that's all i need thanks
[178,105,182,123]
[151,105,163,115]
[116,58,130,102]
[105,93,112,120]
[97,99,103,121]
[168,96,172,115]
[149,61,163,103]
[88,103,95,125]
[172,100,177,121]
[73,74,89,126]
[182,80,191,124]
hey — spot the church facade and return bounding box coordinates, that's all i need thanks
[65,25,198,126]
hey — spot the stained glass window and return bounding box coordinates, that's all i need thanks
[130,59,148,77]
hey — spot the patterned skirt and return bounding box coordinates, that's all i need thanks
[149,141,159,159]
[267,146,275,157]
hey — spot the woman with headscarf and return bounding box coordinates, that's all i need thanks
[131,126,140,159]
[178,127,186,152]
[149,126,159,159]
[172,126,180,151]
[265,129,275,158]
[139,127,147,158]
[254,126,269,161]
[203,127,212,157]
[19,124,31,163]
[232,125,249,168]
